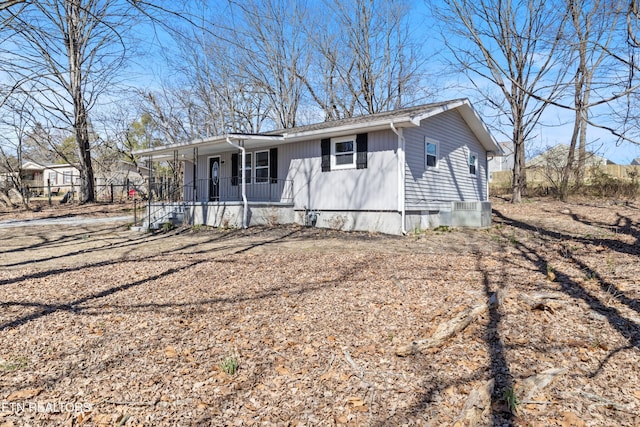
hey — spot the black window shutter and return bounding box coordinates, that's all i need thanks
[231,153,238,186]
[269,147,278,183]
[321,139,331,172]
[356,133,368,169]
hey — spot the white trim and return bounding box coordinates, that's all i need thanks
[207,155,221,200]
[133,100,500,159]
[425,137,439,169]
[238,151,252,184]
[410,99,467,125]
[254,149,270,184]
[390,122,407,235]
[225,137,248,228]
[330,135,357,170]
[468,150,478,176]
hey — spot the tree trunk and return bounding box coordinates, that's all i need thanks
[559,113,579,201]
[511,123,527,203]
[66,0,95,203]
[576,76,591,187]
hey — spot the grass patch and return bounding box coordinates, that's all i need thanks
[221,354,239,375]
[161,222,176,232]
[0,356,28,372]
[503,387,520,414]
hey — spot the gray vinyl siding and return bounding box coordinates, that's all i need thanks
[283,129,399,211]
[188,132,398,208]
[184,160,194,183]
[405,110,487,210]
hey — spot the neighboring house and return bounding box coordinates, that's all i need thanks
[528,144,614,169]
[6,161,82,195]
[488,141,514,180]
[632,158,640,166]
[135,99,501,234]
[95,160,149,188]
[94,160,150,200]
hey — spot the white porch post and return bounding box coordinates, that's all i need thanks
[391,122,407,234]
[225,136,248,228]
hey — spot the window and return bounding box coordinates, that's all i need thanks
[469,151,478,175]
[255,150,269,183]
[331,135,356,170]
[237,152,252,184]
[48,172,57,185]
[63,171,72,184]
[425,138,438,168]
[232,149,277,186]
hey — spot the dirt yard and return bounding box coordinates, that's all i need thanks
[0,198,638,426]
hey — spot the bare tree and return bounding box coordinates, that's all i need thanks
[432,0,569,203]
[627,0,640,47]
[555,0,630,198]
[173,31,272,135]
[227,0,309,129]
[0,1,26,12]
[302,0,423,120]
[0,0,138,202]
[0,93,32,208]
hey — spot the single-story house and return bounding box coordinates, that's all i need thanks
[5,161,81,195]
[135,99,501,234]
[94,160,150,199]
[95,160,149,187]
[528,144,615,169]
[488,141,514,180]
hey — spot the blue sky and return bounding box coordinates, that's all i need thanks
[114,0,640,164]
[412,0,640,164]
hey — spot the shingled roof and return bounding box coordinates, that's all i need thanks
[261,100,465,136]
[134,98,499,158]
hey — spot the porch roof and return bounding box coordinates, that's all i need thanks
[134,99,501,160]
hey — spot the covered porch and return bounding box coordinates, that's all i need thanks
[136,133,295,229]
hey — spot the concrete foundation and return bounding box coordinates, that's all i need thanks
[142,200,491,234]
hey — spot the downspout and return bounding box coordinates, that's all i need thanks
[485,154,491,201]
[390,122,407,234]
[226,136,248,228]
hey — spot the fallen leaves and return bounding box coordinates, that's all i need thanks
[6,388,42,401]
[346,396,368,412]
[164,346,178,358]
[0,199,639,425]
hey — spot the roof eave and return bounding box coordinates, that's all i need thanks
[457,102,500,153]
[133,99,500,157]
[282,118,415,142]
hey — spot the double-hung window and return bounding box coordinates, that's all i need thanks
[232,149,277,186]
[425,138,439,168]
[237,153,252,184]
[331,136,356,170]
[468,151,478,175]
[63,171,72,184]
[255,150,269,183]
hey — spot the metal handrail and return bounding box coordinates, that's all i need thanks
[136,177,293,228]
[155,177,294,203]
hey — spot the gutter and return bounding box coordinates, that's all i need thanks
[390,122,407,234]
[225,136,248,228]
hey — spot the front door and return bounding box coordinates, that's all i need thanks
[209,156,220,201]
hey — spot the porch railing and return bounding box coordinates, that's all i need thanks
[134,177,294,228]
[159,177,294,203]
